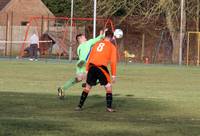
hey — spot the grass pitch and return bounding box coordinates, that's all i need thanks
[0,60,200,136]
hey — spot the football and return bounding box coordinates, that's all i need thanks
[114,29,123,39]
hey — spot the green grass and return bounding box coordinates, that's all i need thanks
[0,60,200,136]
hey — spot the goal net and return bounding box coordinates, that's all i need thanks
[19,16,114,59]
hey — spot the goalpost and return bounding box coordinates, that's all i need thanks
[186,31,200,66]
[19,16,115,59]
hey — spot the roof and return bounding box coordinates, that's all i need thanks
[0,0,54,16]
[0,0,11,11]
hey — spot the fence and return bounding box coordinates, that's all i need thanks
[0,23,198,65]
[0,26,185,64]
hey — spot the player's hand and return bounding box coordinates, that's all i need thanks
[100,28,108,35]
[100,30,104,35]
[103,28,108,35]
[112,76,116,83]
[77,60,85,68]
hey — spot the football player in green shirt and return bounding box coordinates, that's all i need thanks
[57,30,105,99]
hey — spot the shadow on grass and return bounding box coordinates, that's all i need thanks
[0,92,200,136]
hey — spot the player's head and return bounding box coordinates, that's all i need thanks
[76,34,87,44]
[105,29,114,41]
[32,29,38,36]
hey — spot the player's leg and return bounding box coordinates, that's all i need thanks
[57,66,86,99]
[97,66,115,112]
[75,65,97,110]
[57,77,76,99]
[34,44,38,60]
[58,76,84,99]
[63,66,86,90]
[29,44,34,60]
[105,84,115,112]
[62,76,81,90]
[75,84,91,111]
[33,44,37,60]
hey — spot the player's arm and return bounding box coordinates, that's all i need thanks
[77,46,80,57]
[85,57,90,72]
[85,47,94,72]
[86,29,106,48]
[85,60,90,72]
[110,45,117,83]
[76,46,85,68]
[87,35,104,47]
[77,60,85,68]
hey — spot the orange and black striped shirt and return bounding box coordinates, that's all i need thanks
[86,39,117,76]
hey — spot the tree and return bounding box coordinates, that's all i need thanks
[94,0,198,63]
[42,0,93,17]
[42,0,199,63]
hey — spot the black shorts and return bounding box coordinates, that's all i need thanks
[86,64,111,86]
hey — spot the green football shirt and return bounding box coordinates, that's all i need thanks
[77,34,104,64]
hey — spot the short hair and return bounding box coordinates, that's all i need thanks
[105,29,114,39]
[76,34,83,42]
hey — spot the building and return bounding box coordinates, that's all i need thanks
[0,0,54,56]
[0,0,54,25]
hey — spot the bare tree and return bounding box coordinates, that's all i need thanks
[79,0,198,63]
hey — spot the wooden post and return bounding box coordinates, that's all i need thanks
[186,32,190,66]
[197,33,200,66]
[41,16,44,36]
[141,33,145,61]
[5,13,8,56]
[198,0,200,66]
[10,11,13,57]
[47,14,49,33]
[197,0,199,31]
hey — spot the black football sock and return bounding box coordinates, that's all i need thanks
[78,91,88,108]
[82,83,86,87]
[106,93,113,108]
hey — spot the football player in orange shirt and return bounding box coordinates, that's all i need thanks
[75,30,117,112]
